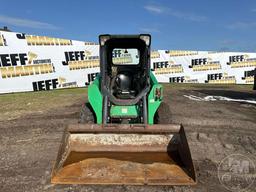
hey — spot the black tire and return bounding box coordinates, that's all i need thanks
[79,103,96,124]
[154,102,172,124]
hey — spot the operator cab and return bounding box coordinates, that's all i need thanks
[99,35,151,104]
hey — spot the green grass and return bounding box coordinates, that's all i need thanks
[0,88,87,121]
[0,84,254,121]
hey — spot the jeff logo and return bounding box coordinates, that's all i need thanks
[189,58,221,71]
[0,53,28,67]
[32,79,58,91]
[190,58,207,67]
[169,76,198,83]
[0,52,54,79]
[205,73,222,82]
[242,70,255,84]
[169,76,185,83]
[227,55,244,65]
[112,49,132,58]
[153,61,183,75]
[32,77,78,91]
[62,50,99,70]
[112,49,133,64]
[62,50,132,69]
[227,54,256,68]
[153,61,169,70]
[62,51,87,65]
[205,73,236,84]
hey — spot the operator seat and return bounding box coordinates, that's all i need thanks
[114,72,136,99]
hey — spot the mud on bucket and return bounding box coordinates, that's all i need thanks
[51,124,196,185]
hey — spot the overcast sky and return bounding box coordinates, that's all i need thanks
[0,0,256,52]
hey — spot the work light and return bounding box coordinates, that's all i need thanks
[139,34,151,46]
[99,35,110,46]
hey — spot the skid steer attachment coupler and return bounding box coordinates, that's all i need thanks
[51,124,196,185]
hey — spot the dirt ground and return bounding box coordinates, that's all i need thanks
[0,84,255,192]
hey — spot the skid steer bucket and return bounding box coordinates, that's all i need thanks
[51,124,196,185]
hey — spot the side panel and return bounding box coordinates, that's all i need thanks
[148,71,163,124]
[88,76,103,124]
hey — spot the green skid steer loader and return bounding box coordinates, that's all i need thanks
[51,34,196,185]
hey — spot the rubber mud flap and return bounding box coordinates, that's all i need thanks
[51,124,196,185]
